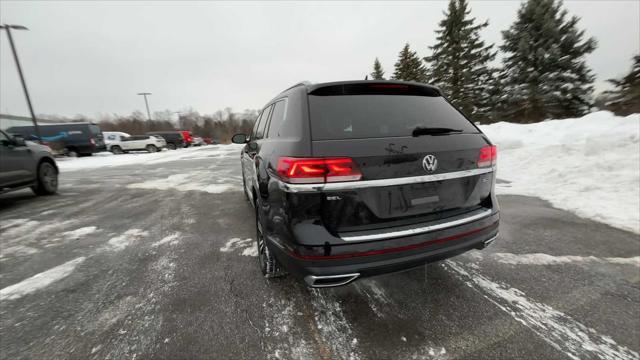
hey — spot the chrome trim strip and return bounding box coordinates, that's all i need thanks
[305,273,360,288]
[483,233,499,246]
[340,209,494,242]
[277,167,493,193]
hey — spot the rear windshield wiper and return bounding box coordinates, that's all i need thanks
[412,127,463,137]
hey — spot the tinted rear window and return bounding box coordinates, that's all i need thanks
[309,95,478,140]
[89,125,101,135]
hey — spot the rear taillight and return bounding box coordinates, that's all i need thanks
[477,145,497,167]
[276,157,362,184]
[90,138,96,146]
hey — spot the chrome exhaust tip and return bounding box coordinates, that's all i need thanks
[305,273,360,288]
[483,234,499,247]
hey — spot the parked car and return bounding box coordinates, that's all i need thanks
[191,136,205,146]
[103,131,130,147]
[233,80,499,287]
[179,130,193,147]
[0,130,58,196]
[6,122,106,157]
[146,131,186,150]
[108,134,166,154]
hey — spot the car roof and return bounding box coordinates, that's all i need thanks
[304,80,441,93]
[7,122,99,128]
[271,80,442,102]
[39,122,99,126]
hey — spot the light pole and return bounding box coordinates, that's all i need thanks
[1,24,41,142]
[137,92,152,120]
[173,111,182,128]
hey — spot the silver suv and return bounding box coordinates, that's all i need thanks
[0,130,59,196]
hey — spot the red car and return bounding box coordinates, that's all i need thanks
[179,130,193,147]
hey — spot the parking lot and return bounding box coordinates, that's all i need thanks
[1,145,638,360]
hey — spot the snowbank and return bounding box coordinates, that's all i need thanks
[480,111,640,233]
[56,144,242,172]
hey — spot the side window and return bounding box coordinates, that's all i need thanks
[255,105,273,140]
[251,109,266,139]
[266,100,287,138]
[107,134,116,141]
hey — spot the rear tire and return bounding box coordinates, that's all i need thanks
[146,144,158,153]
[110,145,123,154]
[167,143,177,150]
[255,203,286,278]
[31,162,58,196]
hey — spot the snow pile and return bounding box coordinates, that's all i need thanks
[127,171,238,194]
[62,226,99,239]
[0,257,86,301]
[491,253,640,266]
[151,232,181,247]
[56,144,242,172]
[480,111,640,233]
[105,229,149,251]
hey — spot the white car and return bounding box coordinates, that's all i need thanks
[106,133,166,154]
[191,136,205,146]
[104,131,130,147]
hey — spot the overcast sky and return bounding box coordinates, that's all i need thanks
[1,0,638,119]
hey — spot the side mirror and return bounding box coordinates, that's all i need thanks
[231,133,248,144]
[12,135,26,146]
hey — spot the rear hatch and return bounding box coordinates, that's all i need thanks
[308,83,495,234]
[88,124,105,149]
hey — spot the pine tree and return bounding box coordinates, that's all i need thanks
[370,58,385,80]
[499,0,596,123]
[392,44,427,83]
[602,54,640,116]
[424,0,496,122]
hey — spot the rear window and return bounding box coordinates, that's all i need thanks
[89,125,101,136]
[309,94,478,140]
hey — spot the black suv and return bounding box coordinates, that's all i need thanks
[146,131,186,150]
[233,80,499,287]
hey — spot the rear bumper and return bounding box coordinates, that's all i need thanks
[268,210,499,287]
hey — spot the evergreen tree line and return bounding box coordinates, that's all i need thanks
[370,0,639,123]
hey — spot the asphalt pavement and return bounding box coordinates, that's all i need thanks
[1,145,638,360]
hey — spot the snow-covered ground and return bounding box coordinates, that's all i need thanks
[480,111,640,233]
[56,144,242,172]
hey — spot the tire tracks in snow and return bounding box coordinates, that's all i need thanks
[444,260,639,360]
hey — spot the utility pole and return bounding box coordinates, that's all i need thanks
[1,24,41,143]
[137,92,152,120]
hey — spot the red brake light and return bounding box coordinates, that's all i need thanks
[478,145,497,167]
[276,157,362,184]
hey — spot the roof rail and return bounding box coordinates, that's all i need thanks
[283,81,312,92]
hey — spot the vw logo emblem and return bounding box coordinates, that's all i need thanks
[422,155,438,172]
